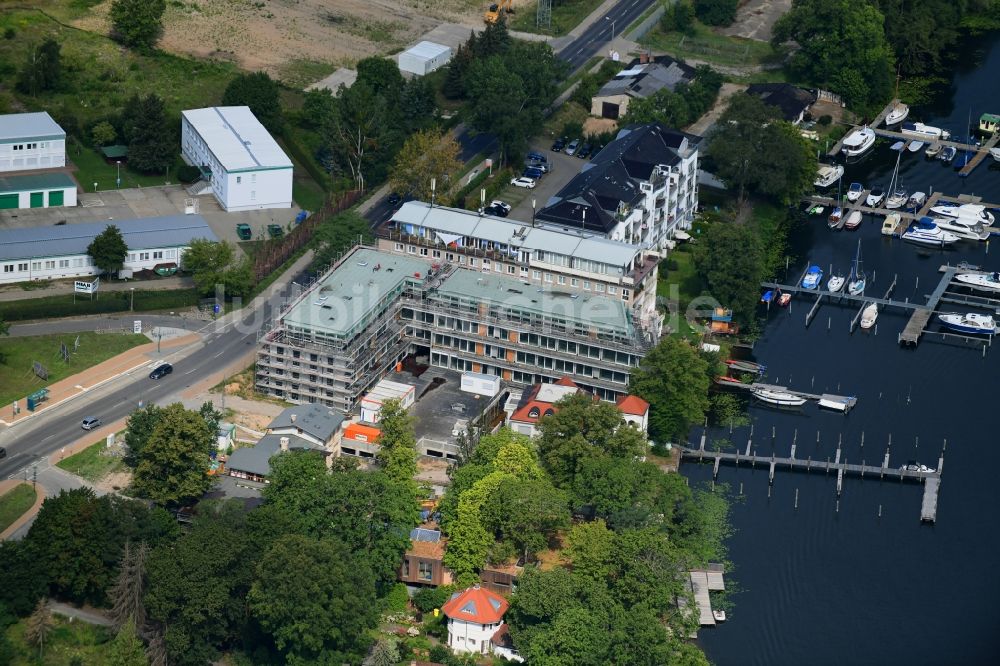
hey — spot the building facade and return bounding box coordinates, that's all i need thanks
[0,112,66,173]
[442,586,511,657]
[181,106,292,212]
[0,173,76,210]
[591,55,696,120]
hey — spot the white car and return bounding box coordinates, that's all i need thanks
[510,177,536,189]
[490,200,512,214]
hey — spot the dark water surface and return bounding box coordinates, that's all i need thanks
[694,34,1000,666]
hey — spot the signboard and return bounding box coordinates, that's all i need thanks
[74,277,100,294]
[133,320,142,334]
[106,433,115,448]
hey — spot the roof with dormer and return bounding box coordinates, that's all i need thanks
[441,585,509,624]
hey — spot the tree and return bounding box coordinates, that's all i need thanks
[181,239,252,297]
[108,540,149,632]
[312,210,372,269]
[363,637,400,666]
[221,71,283,133]
[565,519,615,581]
[124,404,162,468]
[355,57,404,102]
[876,0,966,76]
[662,0,696,34]
[443,42,473,99]
[92,120,118,147]
[487,478,569,558]
[464,56,537,164]
[630,337,710,443]
[122,94,174,174]
[327,81,395,191]
[0,315,9,364]
[375,399,418,486]
[87,224,129,277]
[694,0,739,26]
[24,599,53,659]
[249,535,377,663]
[0,541,47,616]
[110,0,167,50]
[388,128,461,204]
[693,218,766,325]
[131,403,213,506]
[17,39,61,95]
[108,616,149,666]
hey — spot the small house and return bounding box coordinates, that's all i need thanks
[0,173,76,211]
[591,54,696,120]
[442,585,520,660]
[227,404,344,482]
[746,83,818,125]
[398,42,453,77]
[616,395,650,434]
[216,423,236,451]
[398,527,454,587]
[506,377,583,438]
[979,113,1000,134]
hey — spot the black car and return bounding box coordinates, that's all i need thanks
[576,143,593,159]
[149,363,173,380]
[551,136,567,152]
[386,192,402,205]
[485,204,509,217]
[0,446,6,459]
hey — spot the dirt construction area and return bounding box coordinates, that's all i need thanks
[74,0,499,78]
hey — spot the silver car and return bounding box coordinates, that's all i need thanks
[565,139,580,156]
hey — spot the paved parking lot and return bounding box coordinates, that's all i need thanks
[504,140,592,222]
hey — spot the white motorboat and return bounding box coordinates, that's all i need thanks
[881,213,900,236]
[955,271,1000,292]
[860,303,878,329]
[900,122,950,140]
[901,219,959,246]
[844,211,863,230]
[925,143,942,158]
[886,189,909,209]
[930,217,990,241]
[841,127,876,157]
[752,387,807,407]
[802,265,823,289]
[848,239,867,295]
[907,140,925,153]
[865,188,886,207]
[939,145,957,163]
[814,164,845,188]
[890,140,906,151]
[885,102,909,126]
[991,146,1000,162]
[713,610,727,622]
[901,461,936,474]
[846,182,864,202]
[907,191,927,209]
[938,312,997,335]
[929,203,994,226]
[828,274,846,292]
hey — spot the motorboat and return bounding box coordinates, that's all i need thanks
[991,146,1000,162]
[828,207,843,228]
[908,140,925,153]
[844,211,863,230]
[886,189,909,209]
[814,164,845,188]
[726,359,766,374]
[939,145,957,163]
[885,102,909,126]
[752,387,807,407]
[841,126,876,157]
[881,213,900,236]
[778,293,791,307]
[848,239,867,295]
[901,461,936,474]
[930,217,990,241]
[713,610,727,622]
[890,140,906,151]
[955,271,1000,292]
[930,203,994,226]
[808,204,826,215]
[901,218,960,247]
[818,395,858,412]
[801,265,823,289]
[907,191,927,209]
[925,143,942,158]
[901,122,950,140]
[938,312,997,335]
[865,188,886,207]
[827,274,846,292]
[860,303,878,329]
[846,182,864,202]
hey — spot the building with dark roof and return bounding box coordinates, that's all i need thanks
[746,83,817,125]
[591,54,696,120]
[534,122,700,253]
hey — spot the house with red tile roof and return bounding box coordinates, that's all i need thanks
[441,585,521,660]
[617,394,650,434]
[507,377,584,438]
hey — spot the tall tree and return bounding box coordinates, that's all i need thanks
[24,599,53,659]
[388,128,461,204]
[17,39,61,95]
[131,403,213,506]
[630,337,710,443]
[108,616,149,666]
[122,94,174,174]
[355,57,405,103]
[0,541,47,616]
[565,519,615,581]
[87,224,129,277]
[108,540,149,632]
[364,637,400,666]
[328,82,389,191]
[692,218,766,325]
[694,0,739,25]
[124,404,163,468]
[110,0,166,50]
[221,71,283,133]
[375,399,418,486]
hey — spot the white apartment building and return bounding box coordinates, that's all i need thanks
[181,106,292,212]
[535,122,700,254]
[0,112,66,173]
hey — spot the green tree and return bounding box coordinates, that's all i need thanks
[107,541,149,631]
[131,403,213,506]
[91,120,118,147]
[181,239,239,296]
[630,337,710,443]
[0,541,47,616]
[375,399,418,486]
[221,71,283,133]
[465,57,534,164]
[442,499,494,584]
[694,0,739,26]
[312,210,372,269]
[122,94,174,174]
[388,128,461,204]
[249,534,377,663]
[124,404,162,468]
[692,218,766,325]
[364,638,400,666]
[87,224,129,277]
[565,519,615,581]
[110,0,167,50]
[17,39,61,95]
[487,478,569,558]
[327,81,397,191]
[876,0,966,76]
[355,57,405,102]
[108,616,149,666]
[443,41,473,99]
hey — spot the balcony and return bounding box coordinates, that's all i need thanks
[625,254,660,287]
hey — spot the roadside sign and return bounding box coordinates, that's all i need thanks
[74,277,100,294]
[133,320,142,334]
[106,434,114,448]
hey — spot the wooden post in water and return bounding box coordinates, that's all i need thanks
[795,488,799,509]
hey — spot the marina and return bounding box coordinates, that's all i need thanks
[802,190,1000,231]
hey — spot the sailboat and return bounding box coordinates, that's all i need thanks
[848,239,867,295]
[885,149,908,209]
[828,177,843,228]
[885,71,910,126]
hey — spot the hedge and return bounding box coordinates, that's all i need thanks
[0,289,201,322]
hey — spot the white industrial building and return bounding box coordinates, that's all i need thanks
[398,41,453,76]
[180,106,293,212]
[0,215,218,284]
[0,173,77,210]
[0,111,66,173]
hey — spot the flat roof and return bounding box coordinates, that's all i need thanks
[0,111,64,142]
[281,248,429,339]
[0,215,218,262]
[182,106,292,173]
[437,268,633,334]
[404,41,451,59]
[0,172,75,195]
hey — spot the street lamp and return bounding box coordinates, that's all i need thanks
[605,16,615,42]
[116,160,121,189]
[130,287,135,311]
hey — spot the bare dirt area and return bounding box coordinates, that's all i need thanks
[720,0,792,42]
[94,471,132,494]
[72,0,485,83]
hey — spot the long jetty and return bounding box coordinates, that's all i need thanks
[681,431,945,522]
[805,189,1000,233]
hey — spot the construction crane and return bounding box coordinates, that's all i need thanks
[485,0,514,24]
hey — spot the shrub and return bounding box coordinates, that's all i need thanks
[176,164,202,183]
[0,289,200,322]
[429,645,450,663]
[4,28,15,40]
[412,585,455,613]
[695,0,739,26]
[382,582,410,614]
[818,114,833,126]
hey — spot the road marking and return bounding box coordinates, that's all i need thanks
[213,350,225,358]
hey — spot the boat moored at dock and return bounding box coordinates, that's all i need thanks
[814,164,845,188]
[955,271,1000,292]
[860,303,879,329]
[939,145,957,163]
[801,265,823,290]
[866,188,886,207]
[931,217,990,241]
[925,143,942,158]
[901,122,951,140]
[846,182,864,202]
[902,218,960,247]
[885,101,909,126]
[752,387,808,407]
[844,211,863,230]
[882,213,901,236]
[938,312,997,335]
[930,203,995,226]
[841,127,876,157]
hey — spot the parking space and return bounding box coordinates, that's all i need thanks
[504,140,591,221]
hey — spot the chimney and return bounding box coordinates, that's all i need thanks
[290,413,297,423]
[280,436,289,452]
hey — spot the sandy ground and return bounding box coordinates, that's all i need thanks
[720,0,792,42]
[74,0,496,79]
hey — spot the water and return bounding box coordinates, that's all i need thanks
[693,34,1000,666]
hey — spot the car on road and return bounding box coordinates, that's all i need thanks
[236,223,252,240]
[267,224,284,239]
[483,200,511,217]
[387,192,402,205]
[0,446,6,459]
[81,416,102,431]
[510,176,537,189]
[565,139,580,156]
[551,137,567,152]
[149,363,173,380]
[576,143,593,159]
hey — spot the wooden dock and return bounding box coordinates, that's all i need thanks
[899,266,958,344]
[959,133,1000,176]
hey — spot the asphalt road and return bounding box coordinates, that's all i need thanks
[556,0,657,70]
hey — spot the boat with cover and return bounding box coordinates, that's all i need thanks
[827,274,846,292]
[865,188,885,207]
[930,203,994,226]
[828,207,843,228]
[848,240,867,295]
[844,211,863,230]
[907,191,927,209]
[908,140,925,153]
[955,271,1000,292]
[890,140,906,151]
[801,265,823,289]
[846,182,864,202]
[925,143,942,158]
[901,122,950,140]
[901,218,960,247]
[841,127,876,157]
[901,461,936,473]
[726,359,766,374]
[939,145,957,162]
[881,213,901,236]
[938,312,997,335]
[860,303,878,329]
[814,164,844,188]
[752,387,807,407]
[930,217,990,241]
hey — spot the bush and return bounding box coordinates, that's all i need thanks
[412,584,455,613]
[176,164,202,183]
[0,289,200,322]
[562,120,584,140]
[818,114,833,126]
[429,645,450,663]
[382,582,410,614]
[695,0,739,26]
[4,28,15,40]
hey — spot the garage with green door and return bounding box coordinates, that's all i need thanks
[0,193,17,209]
[0,173,77,211]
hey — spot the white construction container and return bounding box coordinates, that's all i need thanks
[360,379,416,422]
[398,41,453,76]
[461,372,501,398]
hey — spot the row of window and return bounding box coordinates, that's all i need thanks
[401,558,435,581]
[9,142,49,151]
[128,249,175,262]
[2,257,93,273]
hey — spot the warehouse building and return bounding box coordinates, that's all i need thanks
[0,172,77,210]
[0,215,217,284]
[0,111,66,173]
[180,106,293,212]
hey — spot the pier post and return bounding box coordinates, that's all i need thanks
[795,488,799,509]
[769,459,775,485]
[790,444,796,460]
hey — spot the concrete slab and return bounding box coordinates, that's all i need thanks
[307,67,358,93]
[720,0,793,42]
[507,139,589,222]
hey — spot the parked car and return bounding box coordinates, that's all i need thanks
[525,159,551,173]
[576,143,593,159]
[490,200,511,214]
[267,224,284,238]
[526,151,548,163]
[565,139,580,156]
[236,223,252,240]
[149,363,173,380]
[510,177,537,189]
[483,204,507,217]
[81,416,102,431]
[551,136,567,152]
[523,166,545,180]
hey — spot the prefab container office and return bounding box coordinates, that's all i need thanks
[398,41,453,76]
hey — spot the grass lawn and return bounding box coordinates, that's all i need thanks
[0,484,37,533]
[56,437,126,483]
[67,141,182,194]
[641,21,780,68]
[0,332,147,406]
[510,0,605,37]
[4,614,112,665]
[544,103,591,137]
[658,247,708,342]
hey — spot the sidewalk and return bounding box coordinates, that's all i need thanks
[0,275,195,302]
[0,479,46,540]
